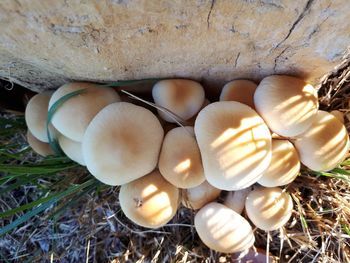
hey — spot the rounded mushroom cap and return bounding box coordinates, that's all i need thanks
[25,92,52,142]
[219,79,257,108]
[82,102,164,185]
[27,130,54,157]
[152,79,205,123]
[293,111,349,171]
[254,75,318,137]
[223,187,252,214]
[194,202,255,253]
[49,82,121,142]
[181,180,221,210]
[330,110,344,124]
[194,101,272,191]
[258,140,300,187]
[245,187,293,231]
[159,126,205,189]
[119,170,179,228]
[58,135,85,166]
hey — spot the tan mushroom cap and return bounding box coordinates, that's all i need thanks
[58,135,85,166]
[119,170,179,228]
[223,187,252,214]
[152,79,205,123]
[49,82,121,142]
[293,111,349,171]
[254,75,318,137]
[82,102,164,186]
[258,140,300,187]
[25,92,53,142]
[27,130,54,157]
[181,180,221,210]
[194,101,272,191]
[245,187,293,231]
[159,126,205,189]
[330,110,344,124]
[195,202,255,253]
[219,79,257,108]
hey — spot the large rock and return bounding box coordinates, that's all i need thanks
[0,0,349,94]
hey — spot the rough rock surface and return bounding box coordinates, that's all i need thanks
[0,0,349,93]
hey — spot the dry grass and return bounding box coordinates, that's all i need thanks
[1,60,350,262]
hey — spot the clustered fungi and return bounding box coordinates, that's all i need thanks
[24,76,349,256]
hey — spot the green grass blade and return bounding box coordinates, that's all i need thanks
[0,179,97,236]
[0,163,77,175]
[103,78,164,87]
[46,89,87,155]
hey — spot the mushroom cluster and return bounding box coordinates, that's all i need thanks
[24,76,349,255]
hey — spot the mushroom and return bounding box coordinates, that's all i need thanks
[194,101,272,191]
[257,140,300,187]
[330,110,344,124]
[119,170,179,228]
[82,102,164,185]
[26,130,54,157]
[158,126,205,189]
[181,180,221,210]
[25,92,55,143]
[194,202,255,253]
[245,187,293,231]
[58,135,85,166]
[49,82,121,142]
[152,79,205,123]
[293,110,349,171]
[254,75,318,137]
[219,79,257,108]
[223,187,252,214]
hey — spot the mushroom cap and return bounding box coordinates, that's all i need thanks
[258,140,300,187]
[159,126,205,189]
[293,111,349,171]
[152,79,205,122]
[223,187,252,214]
[119,170,179,228]
[181,180,221,210]
[245,187,293,231]
[219,79,257,108]
[26,130,54,157]
[194,101,272,191]
[49,82,121,142]
[25,92,52,142]
[254,75,318,137]
[330,110,344,124]
[58,135,85,166]
[82,102,164,185]
[194,202,255,253]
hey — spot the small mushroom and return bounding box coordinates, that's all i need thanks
[257,140,300,187]
[194,101,272,191]
[181,180,221,210]
[152,79,205,123]
[49,82,121,142]
[254,75,318,137]
[26,130,54,157]
[159,126,205,189]
[194,202,255,253]
[82,102,164,185]
[330,110,344,124]
[223,187,252,214]
[25,92,54,143]
[58,135,85,166]
[119,170,179,228]
[245,187,293,231]
[293,111,349,171]
[219,79,257,108]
